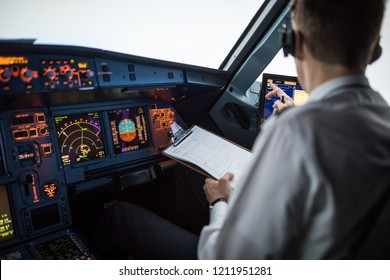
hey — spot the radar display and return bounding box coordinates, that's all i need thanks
[55,112,105,166]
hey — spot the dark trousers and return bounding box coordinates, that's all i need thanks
[92,201,199,259]
[91,164,209,259]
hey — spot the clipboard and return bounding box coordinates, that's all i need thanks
[163,125,253,188]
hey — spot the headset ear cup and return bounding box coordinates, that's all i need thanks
[280,23,295,57]
[288,29,296,57]
[369,44,382,64]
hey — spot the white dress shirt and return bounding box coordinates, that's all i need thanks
[198,75,390,259]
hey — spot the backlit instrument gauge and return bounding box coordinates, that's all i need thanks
[118,119,137,142]
[108,107,151,154]
[55,112,105,166]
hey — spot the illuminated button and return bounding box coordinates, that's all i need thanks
[36,113,46,123]
[42,144,52,154]
[29,128,38,137]
[13,130,28,139]
[43,182,58,198]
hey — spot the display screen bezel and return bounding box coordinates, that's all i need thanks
[0,133,7,177]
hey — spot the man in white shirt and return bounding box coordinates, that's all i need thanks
[198,0,390,259]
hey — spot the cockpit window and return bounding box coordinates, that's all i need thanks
[0,0,265,69]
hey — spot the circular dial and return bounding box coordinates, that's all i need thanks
[0,67,12,82]
[118,119,137,142]
[55,112,105,166]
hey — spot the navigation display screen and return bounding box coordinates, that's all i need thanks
[54,112,105,166]
[108,107,151,154]
[0,185,15,243]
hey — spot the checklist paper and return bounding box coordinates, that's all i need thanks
[163,125,253,188]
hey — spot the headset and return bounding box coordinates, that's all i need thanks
[279,22,295,57]
[369,42,382,64]
[279,22,382,64]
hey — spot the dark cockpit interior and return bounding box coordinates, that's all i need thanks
[0,39,231,259]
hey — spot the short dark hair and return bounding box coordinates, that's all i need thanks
[293,0,386,70]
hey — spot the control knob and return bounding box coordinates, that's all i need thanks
[0,68,12,82]
[60,65,74,79]
[65,70,74,79]
[40,127,48,135]
[44,67,56,80]
[82,70,95,79]
[20,67,34,83]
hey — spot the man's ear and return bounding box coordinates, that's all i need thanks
[294,30,305,60]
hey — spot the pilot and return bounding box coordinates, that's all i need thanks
[199,0,390,259]
[92,0,390,259]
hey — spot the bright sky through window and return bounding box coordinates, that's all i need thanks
[0,0,263,69]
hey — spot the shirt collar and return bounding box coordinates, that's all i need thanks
[307,75,370,103]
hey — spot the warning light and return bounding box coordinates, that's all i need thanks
[43,182,58,198]
[78,62,88,69]
[0,56,29,65]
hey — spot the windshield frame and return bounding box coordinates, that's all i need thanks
[220,0,290,75]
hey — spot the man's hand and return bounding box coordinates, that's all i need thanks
[203,172,234,205]
[265,82,295,114]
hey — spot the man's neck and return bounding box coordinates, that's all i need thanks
[300,57,365,93]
